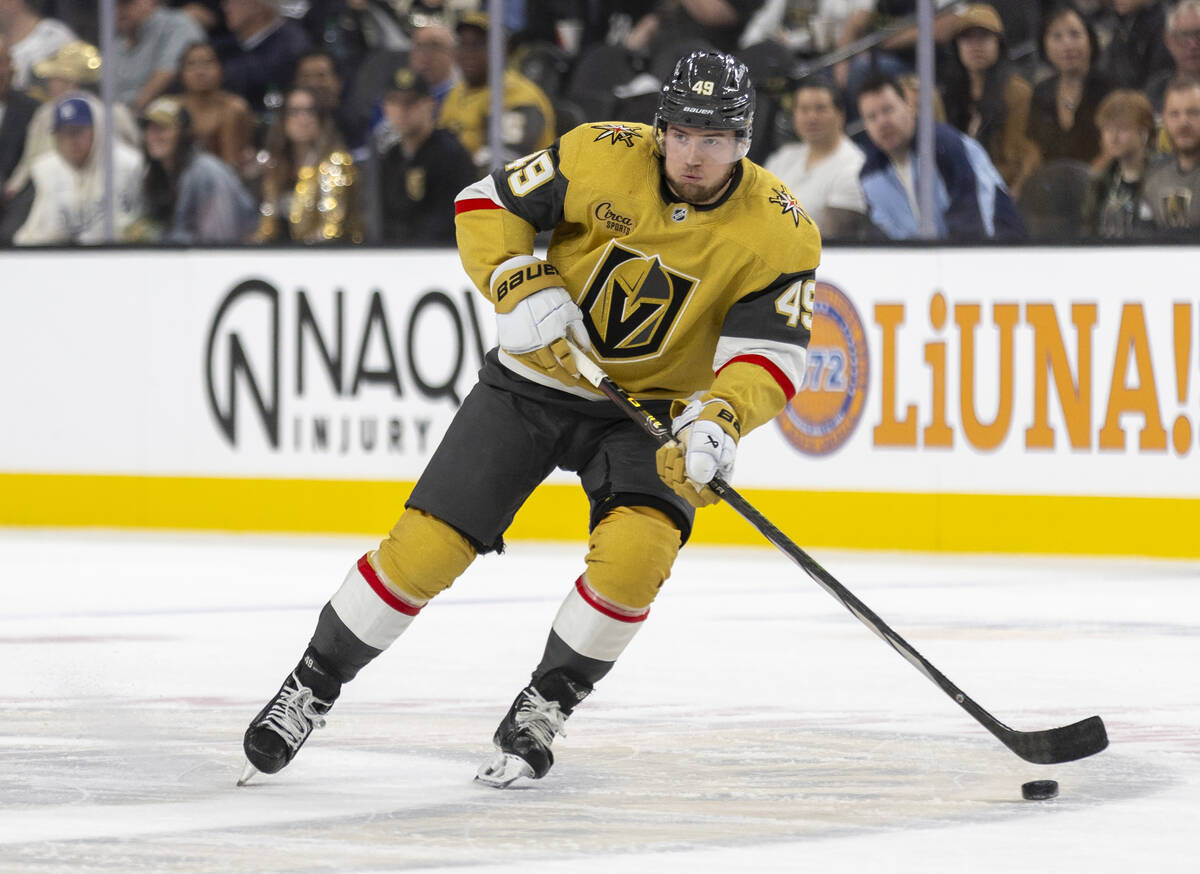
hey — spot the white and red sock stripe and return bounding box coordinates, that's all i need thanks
[329,553,424,651]
[550,576,649,663]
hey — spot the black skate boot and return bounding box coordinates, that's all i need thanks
[475,669,591,788]
[238,648,341,786]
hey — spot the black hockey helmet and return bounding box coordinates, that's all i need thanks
[654,50,755,159]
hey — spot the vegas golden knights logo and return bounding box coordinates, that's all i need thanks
[580,241,697,358]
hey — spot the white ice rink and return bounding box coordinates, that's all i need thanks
[3,528,1198,873]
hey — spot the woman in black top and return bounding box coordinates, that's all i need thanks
[1027,3,1114,165]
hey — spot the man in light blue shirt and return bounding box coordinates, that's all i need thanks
[114,0,204,112]
[856,73,1026,241]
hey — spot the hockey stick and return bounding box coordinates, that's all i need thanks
[565,342,1108,765]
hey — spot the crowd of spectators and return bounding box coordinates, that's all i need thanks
[0,0,1197,246]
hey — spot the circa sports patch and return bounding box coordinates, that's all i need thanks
[777,281,869,455]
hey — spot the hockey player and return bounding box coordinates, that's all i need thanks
[239,50,821,788]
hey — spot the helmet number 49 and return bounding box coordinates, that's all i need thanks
[691,80,715,96]
[775,279,815,331]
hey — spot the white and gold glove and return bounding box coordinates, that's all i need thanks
[492,256,595,390]
[655,397,740,508]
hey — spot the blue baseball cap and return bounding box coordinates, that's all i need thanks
[53,96,94,131]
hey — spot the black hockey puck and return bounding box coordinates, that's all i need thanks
[1021,779,1059,800]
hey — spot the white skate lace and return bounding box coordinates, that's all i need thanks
[260,672,330,751]
[514,688,568,747]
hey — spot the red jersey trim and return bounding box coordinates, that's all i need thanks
[454,197,503,214]
[717,353,797,399]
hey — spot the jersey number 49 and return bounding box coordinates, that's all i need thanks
[775,279,815,331]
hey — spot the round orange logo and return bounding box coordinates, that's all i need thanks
[777,281,869,455]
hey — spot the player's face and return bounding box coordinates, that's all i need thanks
[1163,86,1200,154]
[662,124,740,205]
[859,86,915,159]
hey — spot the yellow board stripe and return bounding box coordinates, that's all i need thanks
[1,473,1196,558]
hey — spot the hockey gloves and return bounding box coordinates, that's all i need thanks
[656,397,740,508]
[493,257,595,392]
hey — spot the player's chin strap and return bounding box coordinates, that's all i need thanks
[564,340,1108,766]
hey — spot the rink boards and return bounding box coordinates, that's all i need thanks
[1,246,1197,557]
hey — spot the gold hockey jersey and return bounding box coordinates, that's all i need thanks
[454,121,821,433]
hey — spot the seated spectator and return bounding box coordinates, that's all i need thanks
[739,0,873,58]
[176,0,224,35]
[114,0,204,112]
[253,85,361,243]
[367,67,476,245]
[763,78,869,238]
[1094,0,1172,92]
[4,41,140,200]
[856,73,1025,240]
[1142,75,1200,233]
[409,21,457,119]
[129,95,256,242]
[1081,89,1157,238]
[624,0,764,55]
[177,41,254,175]
[0,0,75,90]
[293,48,361,148]
[216,0,311,114]
[439,13,555,173]
[832,0,961,122]
[1146,0,1200,112]
[14,95,143,244]
[0,33,38,199]
[1027,4,1113,166]
[941,4,1038,197]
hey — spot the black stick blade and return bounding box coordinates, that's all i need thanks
[1006,715,1108,764]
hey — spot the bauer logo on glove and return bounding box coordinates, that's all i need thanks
[492,255,599,393]
[654,397,740,508]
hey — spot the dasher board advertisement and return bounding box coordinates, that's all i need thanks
[1,247,1196,555]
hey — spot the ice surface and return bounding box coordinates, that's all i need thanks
[3,529,1197,873]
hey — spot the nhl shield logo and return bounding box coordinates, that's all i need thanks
[671,207,688,222]
[579,241,697,359]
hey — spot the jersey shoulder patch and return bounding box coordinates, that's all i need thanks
[750,163,817,230]
[561,121,654,163]
[727,163,822,274]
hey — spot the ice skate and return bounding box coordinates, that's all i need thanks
[475,670,590,788]
[238,650,341,785]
